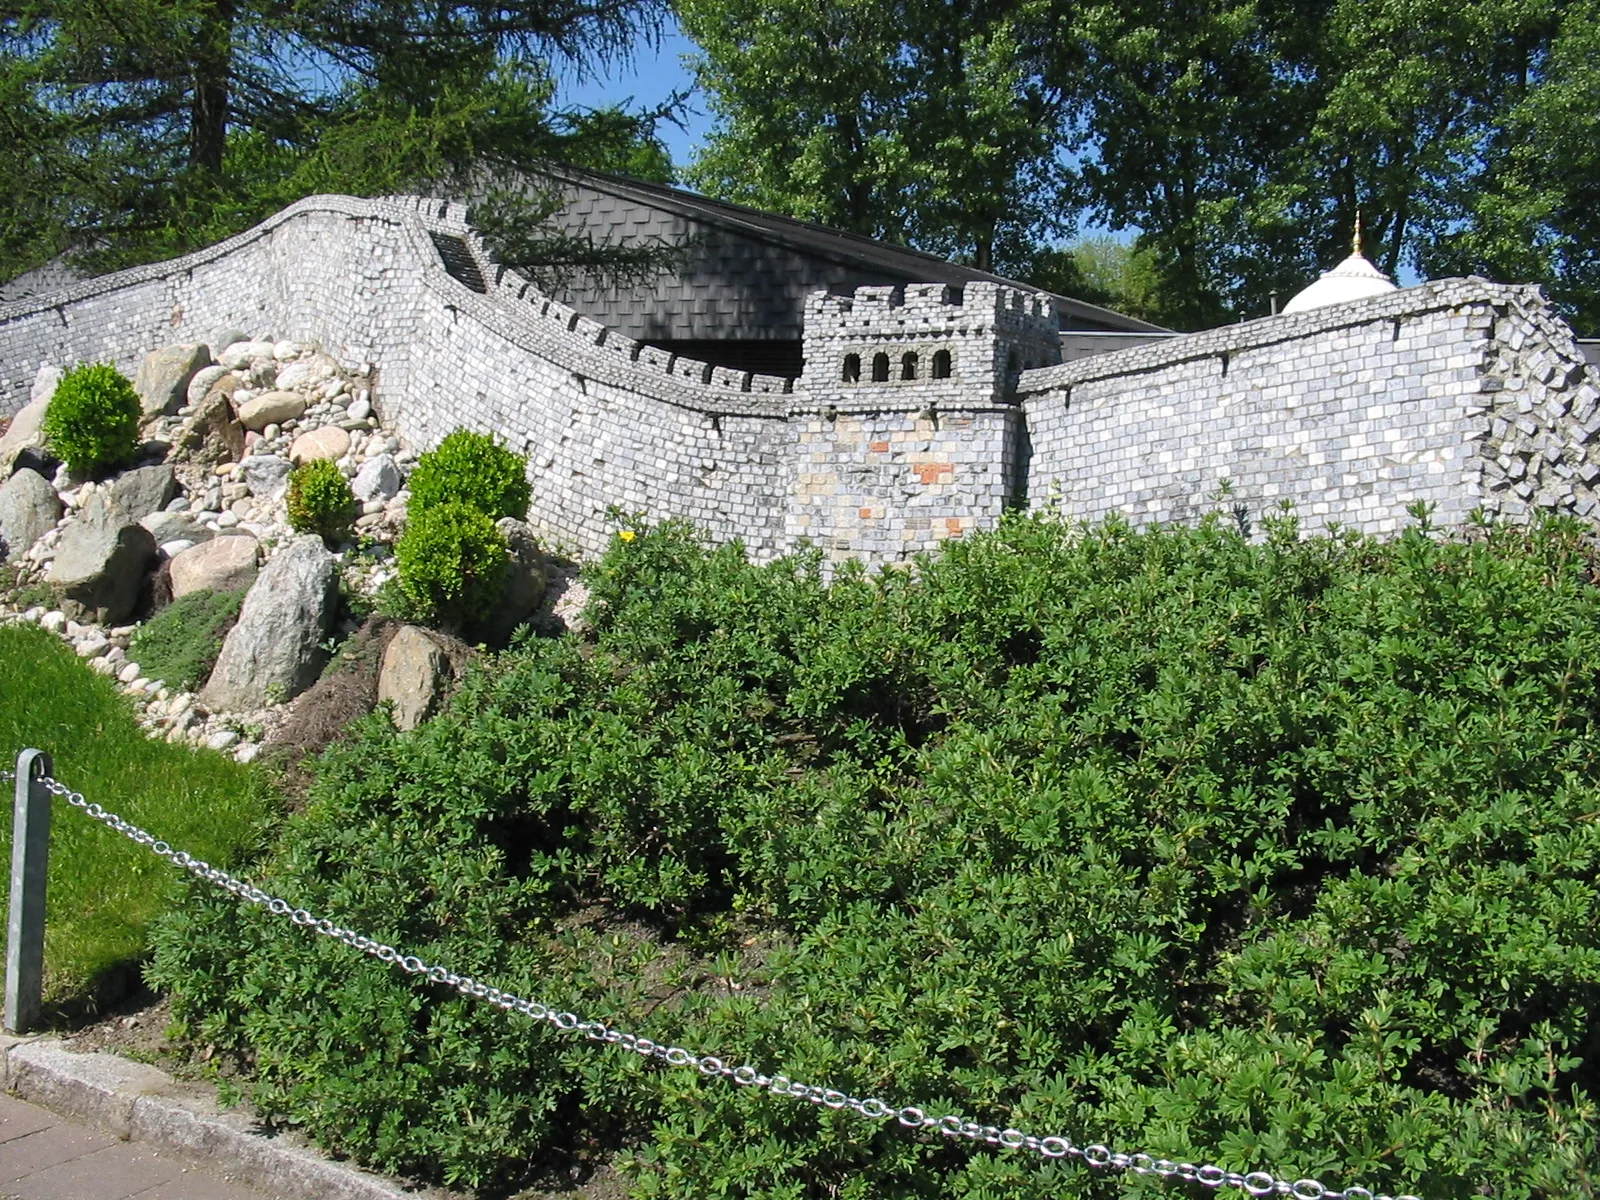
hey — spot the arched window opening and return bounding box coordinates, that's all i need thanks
[871,352,890,382]
[932,349,952,379]
[901,352,918,380]
[843,353,860,383]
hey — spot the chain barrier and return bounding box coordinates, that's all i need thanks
[3,767,1422,1200]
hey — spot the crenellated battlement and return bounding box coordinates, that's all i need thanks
[802,280,1061,406]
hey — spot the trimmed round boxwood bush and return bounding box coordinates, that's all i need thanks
[42,363,141,476]
[392,501,508,628]
[149,514,1600,1197]
[286,459,356,540]
[407,429,530,521]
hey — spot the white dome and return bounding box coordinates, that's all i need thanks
[1281,252,1396,314]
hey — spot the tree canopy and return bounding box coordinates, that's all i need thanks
[682,0,1600,332]
[0,0,675,285]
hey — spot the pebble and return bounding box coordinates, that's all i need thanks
[76,636,109,658]
[347,398,371,421]
[161,539,196,557]
[164,497,190,512]
[235,743,262,764]
[263,423,280,440]
[118,661,142,683]
[217,511,241,528]
[40,610,66,633]
[206,730,240,752]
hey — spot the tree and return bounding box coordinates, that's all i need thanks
[679,0,1070,271]
[0,0,673,283]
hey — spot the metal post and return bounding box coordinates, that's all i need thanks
[6,749,53,1033]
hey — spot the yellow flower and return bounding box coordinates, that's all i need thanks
[618,530,637,542]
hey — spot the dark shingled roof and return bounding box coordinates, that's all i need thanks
[532,167,1169,346]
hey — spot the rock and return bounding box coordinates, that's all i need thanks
[47,492,158,624]
[237,390,306,432]
[169,384,245,469]
[288,426,350,465]
[216,510,240,529]
[275,354,337,391]
[118,661,142,684]
[351,453,400,502]
[108,463,177,519]
[475,518,546,645]
[216,340,276,370]
[200,535,337,711]
[140,509,212,546]
[0,368,59,475]
[160,539,195,557]
[0,468,63,562]
[206,729,240,752]
[273,340,301,361]
[40,610,66,633]
[135,344,211,418]
[169,534,259,599]
[377,625,450,731]
[241,455,292,499]
[347,398,372,421]
[206,328,249,356]
[186,364,230,406]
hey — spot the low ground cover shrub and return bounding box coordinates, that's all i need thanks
[286,459,356,540]
[406,428,530,520]
[127,588,245,691]
[0,623,275,1007]
[42,363,141,476]
[149,514,1600,1198]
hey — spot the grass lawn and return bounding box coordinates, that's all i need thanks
[0,622,277,1011]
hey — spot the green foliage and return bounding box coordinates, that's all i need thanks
[150,515,1600,1196]
[679,0,1068,269]
[40,364,141,476]
[0,0,673,284]
[0,623,273,1006]
[286,459,357,541]
[128,589,246,692]
[407,429,531,522]
[393,502,509,629]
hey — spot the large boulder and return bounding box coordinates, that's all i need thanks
[0,468,62,562]
[289,425,349,465]
[200,536,337,711]
[48,492,158,623]
[169,382,245,469]
[135,344,211,419]
[0,366,60,475]
[377,625,451,731]
[169,534,259,599]
[474,518,546,646]
[108,463,177,519]
[237,390,305,432]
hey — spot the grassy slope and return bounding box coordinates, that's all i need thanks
[0,622,275,1007]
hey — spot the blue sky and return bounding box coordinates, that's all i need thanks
[555,21,713,177]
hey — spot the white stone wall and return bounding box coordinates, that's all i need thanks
[7,197,1599,567]
[1017,279,1600,536]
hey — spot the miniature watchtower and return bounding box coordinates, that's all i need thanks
[801,282,1060,407]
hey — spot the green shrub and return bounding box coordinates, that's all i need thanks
[392,502,508,629]
[128,588,246,691]
[41,363,141,476]
[407,429,530,521]
[149,514,1600,1197]
[285,459,356,540]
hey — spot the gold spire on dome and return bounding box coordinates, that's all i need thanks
[1352,209,1364,258]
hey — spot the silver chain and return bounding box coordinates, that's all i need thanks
[4,767,1421,1200]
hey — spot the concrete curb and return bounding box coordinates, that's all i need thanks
[0,1034,443,1199]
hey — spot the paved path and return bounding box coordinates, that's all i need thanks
[0,1093,278,1200]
